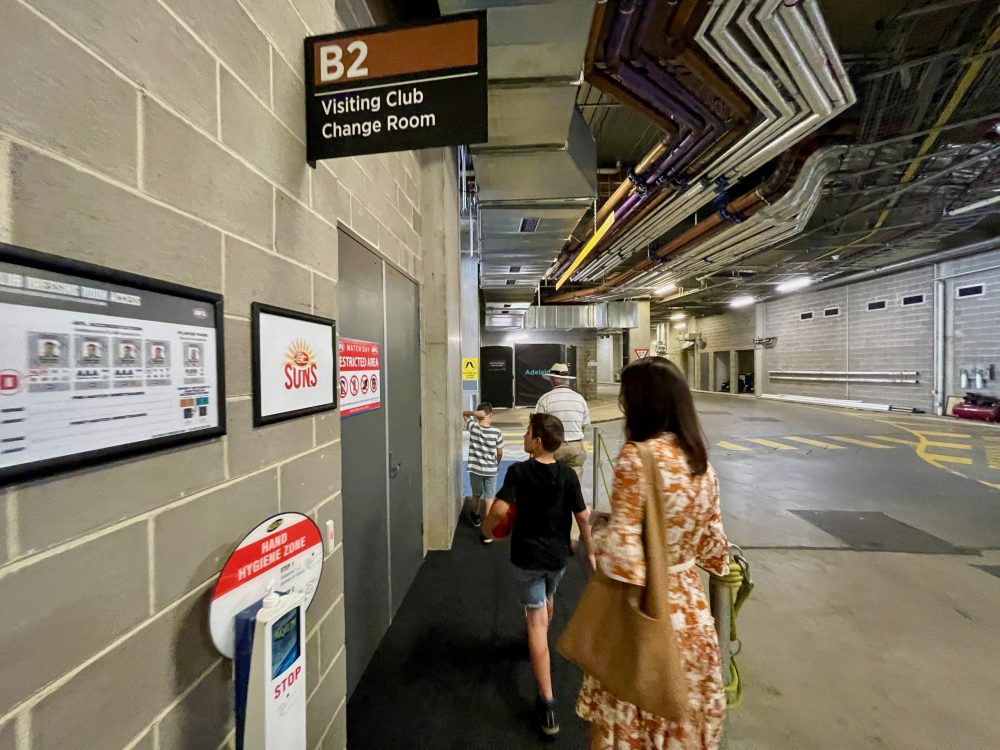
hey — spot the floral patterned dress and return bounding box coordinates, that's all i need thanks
[576,434,729,750]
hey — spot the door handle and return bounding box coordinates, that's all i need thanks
[389,452,403,478]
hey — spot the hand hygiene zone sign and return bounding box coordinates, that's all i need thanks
[338,338,380,417]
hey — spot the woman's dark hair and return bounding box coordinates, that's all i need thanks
[619,356,708,474]
[529,413,565,453]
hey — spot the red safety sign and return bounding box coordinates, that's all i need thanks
[338,338,381,417]
[209,513,323,658]
[634,348,650,359]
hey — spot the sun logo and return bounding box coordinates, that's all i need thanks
[286,339,315,369]
[284,339,319,390]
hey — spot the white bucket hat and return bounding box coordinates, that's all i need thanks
[546,363,576,379]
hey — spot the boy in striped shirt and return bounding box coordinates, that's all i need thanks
[463,402,504,543]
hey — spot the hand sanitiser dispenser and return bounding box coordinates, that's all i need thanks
[209,513,325,750]
[234,591,307,750]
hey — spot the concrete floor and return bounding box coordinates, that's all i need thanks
[466,390,1000,748]
[658,394,1000,750]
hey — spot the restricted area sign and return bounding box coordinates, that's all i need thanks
[462,357,478,380]
[209,513,323,658]
[304,12,487,161]
[634,348,650,359]
[338,337,381,417]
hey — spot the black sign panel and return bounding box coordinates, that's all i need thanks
[514,344,577,408]
[304,12,488,161]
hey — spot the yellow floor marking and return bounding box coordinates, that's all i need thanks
[785,436,846,450]
[922,441,972,450]
[866,435,918,446]
[746,437,798,450]
[717,441,751,451]
[923,453,973,465]
[912,430,971,438]
[985,446,1000,469]
[984,436,1000,443]
[827,436,892,449]
[980,480,1000,491]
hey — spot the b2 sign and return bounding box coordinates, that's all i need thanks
[252,304,336,426]
[304,12,487,161]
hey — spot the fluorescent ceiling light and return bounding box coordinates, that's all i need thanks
[730,295,756,308]
[776,276,812,293]
[669,312,686,321]
[944,193,1000,217]
[655,283,677,296]
[673,322,687,329]
[555,212,616,290]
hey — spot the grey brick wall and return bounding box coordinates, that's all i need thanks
[943,249,1000,401]
[761,269,935,410]
[0,1,449,748]
[686,309,755,391]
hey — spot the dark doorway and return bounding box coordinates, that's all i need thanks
[481,345,514,407]
[338,230,390,696]
[385,265,424,616]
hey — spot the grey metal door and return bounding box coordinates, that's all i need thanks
[338,230,390,696]
[385,266,424,615]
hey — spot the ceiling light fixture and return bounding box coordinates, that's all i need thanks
[944,193,1000,217]
[776,276,812,293]
[730,295,756,308]
[655,282,677,296]
[555,212,615,290]
[670,312,686,321]
[673,322,687,329]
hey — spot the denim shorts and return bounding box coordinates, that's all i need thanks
[470,473,497,498]
[511,565,566,610]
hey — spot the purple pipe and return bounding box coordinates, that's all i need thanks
[604,0,639,71]
[627,0,657,62]
[616,64,703,131]
[641,56,723,133]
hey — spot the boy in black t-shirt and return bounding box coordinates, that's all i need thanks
[484,413,593,737]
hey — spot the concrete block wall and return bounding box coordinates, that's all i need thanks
[761,269,935,409]
[685,309,755,391]
[0,1,453,748]
[942,249,1000,401]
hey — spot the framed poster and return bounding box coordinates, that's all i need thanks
[0,242,225,486]
[252,303,337,427]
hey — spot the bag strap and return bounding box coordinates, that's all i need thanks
[630,440,672,620]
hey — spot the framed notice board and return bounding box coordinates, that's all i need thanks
[0,243,226,485]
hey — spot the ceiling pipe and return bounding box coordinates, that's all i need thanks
[550,0,748,279]
[586,0,854,282]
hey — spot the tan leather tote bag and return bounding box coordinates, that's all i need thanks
[556,440,688,721]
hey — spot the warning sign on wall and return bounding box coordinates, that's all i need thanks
[462,357,478,380]
[634,348,650,359]
[338,337,380,417]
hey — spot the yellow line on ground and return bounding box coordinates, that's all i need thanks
[746,437,799,451]
[985,446,1000,470]
[827,436,892,449]
[979,480,1000,491]
[922,441,972,450]
[785,436,846,450]
[867,435,918,446]
[717,441,751,451]
[912,430,971,438]
[923,453,973,465]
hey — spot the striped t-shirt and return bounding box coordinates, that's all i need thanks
[466,417,504,476]
[534,386,590,441]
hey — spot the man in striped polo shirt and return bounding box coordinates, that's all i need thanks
[463,402,504,543]
[534,363,590,482]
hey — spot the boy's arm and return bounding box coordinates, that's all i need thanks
[462,410,487,419]
[574,509,595,572]
[496,432,504,463]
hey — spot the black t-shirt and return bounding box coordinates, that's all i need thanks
[496,459,586,571]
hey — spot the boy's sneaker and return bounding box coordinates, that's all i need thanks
[479,535,493,545]
[470,512,482,528]
[535,695,559,736]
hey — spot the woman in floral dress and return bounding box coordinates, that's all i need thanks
[576,357,730,750]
